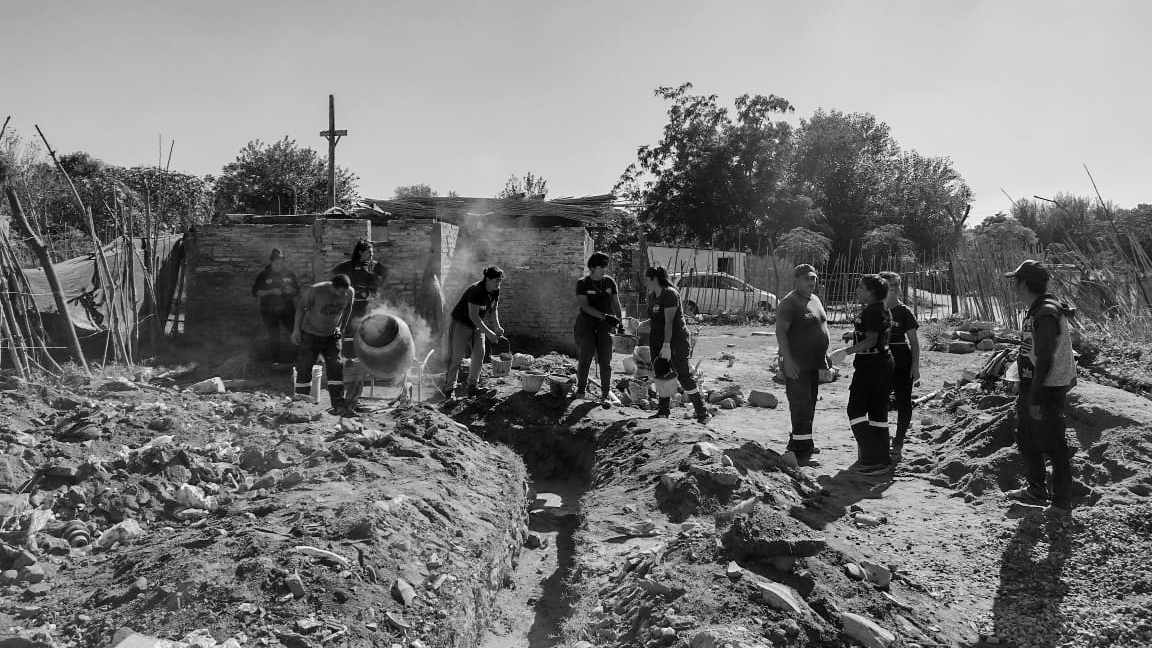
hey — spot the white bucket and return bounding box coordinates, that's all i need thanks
[654,377,679,398]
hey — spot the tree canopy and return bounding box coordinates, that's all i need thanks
[214,137,358,215]
[497,172,548,199]
[394,184,437,199]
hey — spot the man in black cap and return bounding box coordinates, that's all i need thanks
[775,263,831,465]
[251,249,299,363]
[1003,260,1077,516]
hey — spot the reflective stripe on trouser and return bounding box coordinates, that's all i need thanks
[786,369,820,453]
[848,356,894,465]
[294,332,344,405]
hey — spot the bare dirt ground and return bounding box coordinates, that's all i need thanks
[1,323,1149,648]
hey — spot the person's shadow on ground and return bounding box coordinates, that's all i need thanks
[789,466,896,530]
[990,514,1072,646]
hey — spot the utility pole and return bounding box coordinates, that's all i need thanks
[319,94,347,210]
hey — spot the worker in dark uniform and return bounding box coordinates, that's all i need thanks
[879,271,920,457]
[445,266,505,399]
[643,265,710,424]
[1002,260,1077,517]
[332,239,386,408]
[251,248,299,363]
[776,263,831,466]
[574,252,622,408]
[291,275,355,415]
[832,274,894,475]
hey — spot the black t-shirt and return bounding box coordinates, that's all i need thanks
[778,290,830,371]
[451,280,500,328]
[851,302,891,368]
[888,303,919,345]
[332,260,386,304]
[576,275,618,315]
[648,287,688,346]
[251,265,299,313]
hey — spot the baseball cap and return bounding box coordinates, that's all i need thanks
[1004,260,1049,283]
[794,264,818,278]
[269,248,284,261]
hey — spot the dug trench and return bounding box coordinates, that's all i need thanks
[448,384,989,648]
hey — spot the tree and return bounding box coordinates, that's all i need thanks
[214,137,358,215]
[775,227,832,266]
[860,223,916,262]
[972,213,1038,248]
[882,151,972,257]
[394,184,437,199]
[616,83,797,250]
[497,173,548,199]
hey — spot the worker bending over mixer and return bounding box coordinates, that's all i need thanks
[291,275,355,415]
[445,266,505,399]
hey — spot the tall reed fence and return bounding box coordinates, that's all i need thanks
[626,234,1151,337]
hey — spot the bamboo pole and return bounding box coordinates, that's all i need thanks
[2,189,78,372]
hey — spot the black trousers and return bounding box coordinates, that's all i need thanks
[785,369,820,454]
[294,332,345,407]
[574,314,613,396]
[650,336,698,394]
[847,355,894,465]
[890,345,914,444]
[1016,380,1073,509]
[260,310,295,361]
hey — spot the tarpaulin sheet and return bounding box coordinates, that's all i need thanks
[23,236,184,336]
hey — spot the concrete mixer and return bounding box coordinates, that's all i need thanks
[353,312,417,382]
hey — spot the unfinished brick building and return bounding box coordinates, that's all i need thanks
[185,197,613,355]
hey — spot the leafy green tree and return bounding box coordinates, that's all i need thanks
[972,213,1038,248]
[214,137,358,215]
[882,151,972,256]
[616,83,798,249]
[394,184,437,199]
[497,173,548,199]
[860,223,916,262]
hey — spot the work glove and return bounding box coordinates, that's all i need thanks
[602,314,620,330]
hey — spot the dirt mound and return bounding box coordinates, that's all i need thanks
[0,373,527,648]
[554,414,973,648]
[907,381,1152,507]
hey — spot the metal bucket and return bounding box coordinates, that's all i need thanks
[612,334,638,355]
[520,373,547,394]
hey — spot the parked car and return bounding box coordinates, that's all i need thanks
[671,272,777,316]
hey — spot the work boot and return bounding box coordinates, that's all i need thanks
[688,392,711,424]
[651,397,672,418]
[1005,485,1049,506]
[600,392,612,409]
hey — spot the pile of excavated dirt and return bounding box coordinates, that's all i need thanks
[906,381,1152,508]
[0,371,527,648]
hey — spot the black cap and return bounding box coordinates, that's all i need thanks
[269,248,283,261]
[1004,259,1049,283]
[794,263,818,278]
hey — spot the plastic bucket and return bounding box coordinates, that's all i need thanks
[520,373,547,394]
[491,358,512,377]
[548,376,571,397]
[612,334,638,355]
[654,377,679,398]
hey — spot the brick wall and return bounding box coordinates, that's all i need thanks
[187,218,588,355]
[442,225,590,355]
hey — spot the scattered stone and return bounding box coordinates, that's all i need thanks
[525,532,545,549]
[24,582,50,597]
[724,519,826,557]
[714,496,758,523]
[948,341,976,354]
[280,471,305,488]
[725,561,743,581]
[747,390,778,408]
[707,384,743,403]
[719,398,737,410]
[976,338,996,351]
[101,377,139,392]
[96,519,144,549]
[851,512,887,527]
[273,630,313,648]
[689,464,742,488]
[11,550,37,570]
[845,563,866,580]
[392,578,417,606]
[840,612,896,648]
[859,560,892,587]
[720,454,734,467]
[0,570,18,585]
[691,442,722,458]
[956,331,978,342]
[189,377,226,394]
[636,579,674,596]
[17,564,45,584]
[284,572,306,598]
[753,579,806,614]
[239,447,265,471]
[251,469,283,491]
[689,632,717,648]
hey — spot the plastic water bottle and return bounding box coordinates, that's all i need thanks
[310,365,323,402]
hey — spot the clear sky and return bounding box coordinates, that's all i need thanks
[4,0,1150,223]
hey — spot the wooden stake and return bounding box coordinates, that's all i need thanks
[4,188,87,373]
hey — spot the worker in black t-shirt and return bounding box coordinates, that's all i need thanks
[776,263,832,465]
[879,271,920,456]
[251,248,299,363]
[641,266,710,424]
[574,252,623,407]
[332,239,387,407]
[831,274,894,475]
[445,266,505,399]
